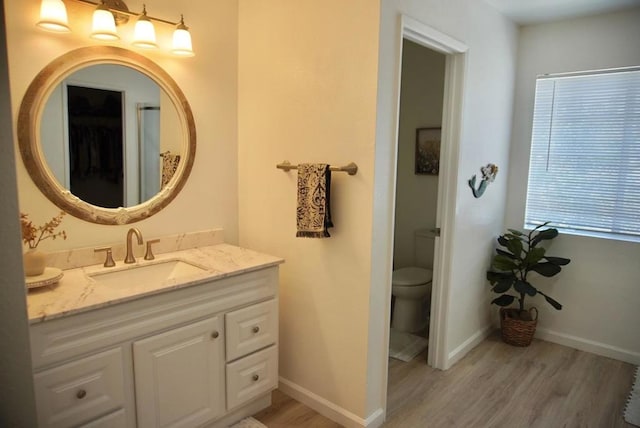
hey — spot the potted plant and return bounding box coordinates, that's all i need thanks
[21,211,66,276]
[486,222,570,346]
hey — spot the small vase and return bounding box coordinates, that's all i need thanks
[23,248,47,277]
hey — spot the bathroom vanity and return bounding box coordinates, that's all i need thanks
[27,243,282,428]
[15,40,282,428]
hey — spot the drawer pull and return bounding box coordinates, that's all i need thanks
[76,389,87,399]
[252,326,260,334]
[211,331,219,339]
[252,374,260,382]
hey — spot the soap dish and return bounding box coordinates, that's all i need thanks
[26,267,63,289]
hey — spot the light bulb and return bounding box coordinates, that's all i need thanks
[132,5,157,49]
[91,2,119,41]
[172,15,195,57]
[36,0,70,33]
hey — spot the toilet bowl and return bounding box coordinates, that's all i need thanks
[391,266,432,333]
[391,228,436,333]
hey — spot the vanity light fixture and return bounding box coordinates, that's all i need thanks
[90,1,119,40]
[171,15,194,57]
[35,0,195,57]
[37,0,71,32]
[132,4,157,49]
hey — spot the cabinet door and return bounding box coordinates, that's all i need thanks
[34,347,126,428]
[133,317,225,428]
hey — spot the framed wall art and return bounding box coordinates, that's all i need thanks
[415,127,441,175]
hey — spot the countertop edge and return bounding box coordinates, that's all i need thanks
[27,244,284,325]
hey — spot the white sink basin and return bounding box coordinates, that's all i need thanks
[88,259,208,288]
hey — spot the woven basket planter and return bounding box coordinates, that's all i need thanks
[500,307,538,347]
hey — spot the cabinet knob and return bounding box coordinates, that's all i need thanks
[252,374,260,382]
[211,331,219,339]
[76,389,87,399]
[252,326,260,334]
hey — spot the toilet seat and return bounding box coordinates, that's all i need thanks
[392,267,432,286]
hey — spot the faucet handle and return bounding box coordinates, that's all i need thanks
[94,247,116,267]
[144,239,160,261]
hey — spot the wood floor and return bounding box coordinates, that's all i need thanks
[255,334,636,427]
[253,389,342,427]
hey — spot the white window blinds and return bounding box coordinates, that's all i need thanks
[525,68,640,241]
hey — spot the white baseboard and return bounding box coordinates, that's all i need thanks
[278,377,385,428]
[535,327,640,365]
[446,324,494,369]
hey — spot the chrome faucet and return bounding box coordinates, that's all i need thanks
[124,228,143,264]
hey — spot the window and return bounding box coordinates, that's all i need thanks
[525,67,640,242]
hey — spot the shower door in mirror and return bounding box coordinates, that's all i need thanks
[137,104,161,203]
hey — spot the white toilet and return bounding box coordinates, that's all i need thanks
[391,228,435,333]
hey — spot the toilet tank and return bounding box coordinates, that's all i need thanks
[414,228,436,269]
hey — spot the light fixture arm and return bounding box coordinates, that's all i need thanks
[73,0,181,26]
[177,14,188,30]
[37,0,195,56]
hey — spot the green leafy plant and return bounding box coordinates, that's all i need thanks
[487,223,570,315]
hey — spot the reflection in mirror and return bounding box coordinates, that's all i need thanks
[41,64,182,208]
[18,46,196,225]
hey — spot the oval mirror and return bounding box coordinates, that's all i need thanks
[18,46,196,225]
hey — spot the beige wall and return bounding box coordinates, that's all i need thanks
[239,0,518,423]
[393,40,444,269]
[505,8,640,363]
[5,0,239,250]
[238,0,380,420]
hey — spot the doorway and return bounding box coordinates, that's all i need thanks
[382,15,468,420]
[388,39,445,370]
[67,85,124,208]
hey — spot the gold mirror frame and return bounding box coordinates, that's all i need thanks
[18,46,196,225]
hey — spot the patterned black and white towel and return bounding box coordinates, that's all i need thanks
[161,151,181,188]
[296,163,333,238]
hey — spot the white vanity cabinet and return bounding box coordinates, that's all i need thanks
[133,316,225,427]
[32,347,127,428]
[30,266,279,428]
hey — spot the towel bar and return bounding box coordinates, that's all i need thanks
[276,160,358,176]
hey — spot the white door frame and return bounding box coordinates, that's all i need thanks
[392,16,468,370]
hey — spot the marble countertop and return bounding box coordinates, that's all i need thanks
[27,244,283,324]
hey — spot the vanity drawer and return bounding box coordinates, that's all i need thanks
[225,299,277,361]
[79,408,127,427]
[34,347,126,428]
[226,345,278,410]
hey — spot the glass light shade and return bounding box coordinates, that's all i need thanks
[132,17,157,49]
[172,28,194,57]
[36,0,70,32]
[91,5,119,41]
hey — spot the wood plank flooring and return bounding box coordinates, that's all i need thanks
[253,389,342,427]
[385,333,635,427]
[255,334,636,427]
